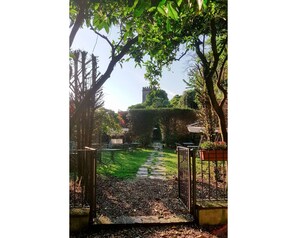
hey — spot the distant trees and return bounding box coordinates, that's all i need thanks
[169,95,182,108]
[93,108,122,145]
[144,89,170,108]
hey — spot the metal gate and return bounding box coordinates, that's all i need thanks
[177,146,196,214]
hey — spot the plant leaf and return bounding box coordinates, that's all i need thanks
[167,1,179,20]
[148,6,156,12]
[157,5,167,16]
[166,18,172,32]
[158,0,166,7]
[203,0,208,8]
[176,0,183,7]
[103,24,109,34]
[134,0,151,17]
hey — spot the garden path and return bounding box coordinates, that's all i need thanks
[136,142,167,179]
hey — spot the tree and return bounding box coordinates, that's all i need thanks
[69,0,139,130]
[186,63,220,141]
[144,88,170,108]
[93,108,122,145]
[179,89,198,109]
[169,94,182,108]
[69,50,104,148]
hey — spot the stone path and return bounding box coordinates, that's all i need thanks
[136,142,167,180]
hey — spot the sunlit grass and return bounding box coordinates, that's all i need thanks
[97,147,182,179]
[162,148,178,177]
[97,148,153,179]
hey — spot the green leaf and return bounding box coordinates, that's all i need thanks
[167,2,179,20]
[151,38,160,43]
[166,18,172,32]
[148,6,156,12]
[158,0,167,7]
[203,0,208,8]
[69,7,77,16]
[103,22,109,34]
[134,0,151,17]
[157,5,167,16]
[176,0,183,7]
[131,0,139,10]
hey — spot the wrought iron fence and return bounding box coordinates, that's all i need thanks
[177,146,196,214]
[69,147,97,224]
[196,158,228,201]
[177,146,228,214]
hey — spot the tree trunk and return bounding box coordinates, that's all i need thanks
[69,0,88,47]
[204,74,228,143]
[195,22,228,143]
[70,36,138,130]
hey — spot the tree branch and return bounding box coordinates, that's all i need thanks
[176,49,189,61]
[217,55,228,108]
[90,25,115,58]
[195,39,209,75]
[69,0,88,47]
[70,36,138,128]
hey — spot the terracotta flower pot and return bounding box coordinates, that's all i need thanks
[199,150,227,161]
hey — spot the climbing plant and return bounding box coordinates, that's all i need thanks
[128,108,197,147]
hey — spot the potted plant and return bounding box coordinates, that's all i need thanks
[199,141,227,161]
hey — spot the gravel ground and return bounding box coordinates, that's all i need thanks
[83,176,228,238]
[71,175,227,237]
[71,224,226,238]
[96,176,192,220]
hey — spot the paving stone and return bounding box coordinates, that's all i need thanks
[136,143,167,180]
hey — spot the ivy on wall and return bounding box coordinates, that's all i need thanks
[128,108,197,147]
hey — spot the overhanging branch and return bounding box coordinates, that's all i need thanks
[70,36,138,128]
[90,25,115,58]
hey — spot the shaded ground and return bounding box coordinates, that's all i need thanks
[91,176,227,238]
[73,224,227,238]
[96,176,191,221]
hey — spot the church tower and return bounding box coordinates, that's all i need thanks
[142,86,152,103]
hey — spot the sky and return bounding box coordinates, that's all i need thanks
[71,27,194,112]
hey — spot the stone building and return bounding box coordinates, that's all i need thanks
[142,86,154,103]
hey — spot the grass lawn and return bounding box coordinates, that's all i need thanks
[97,148,153,179]
[97,147,181,179]
[162,148,178,177]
